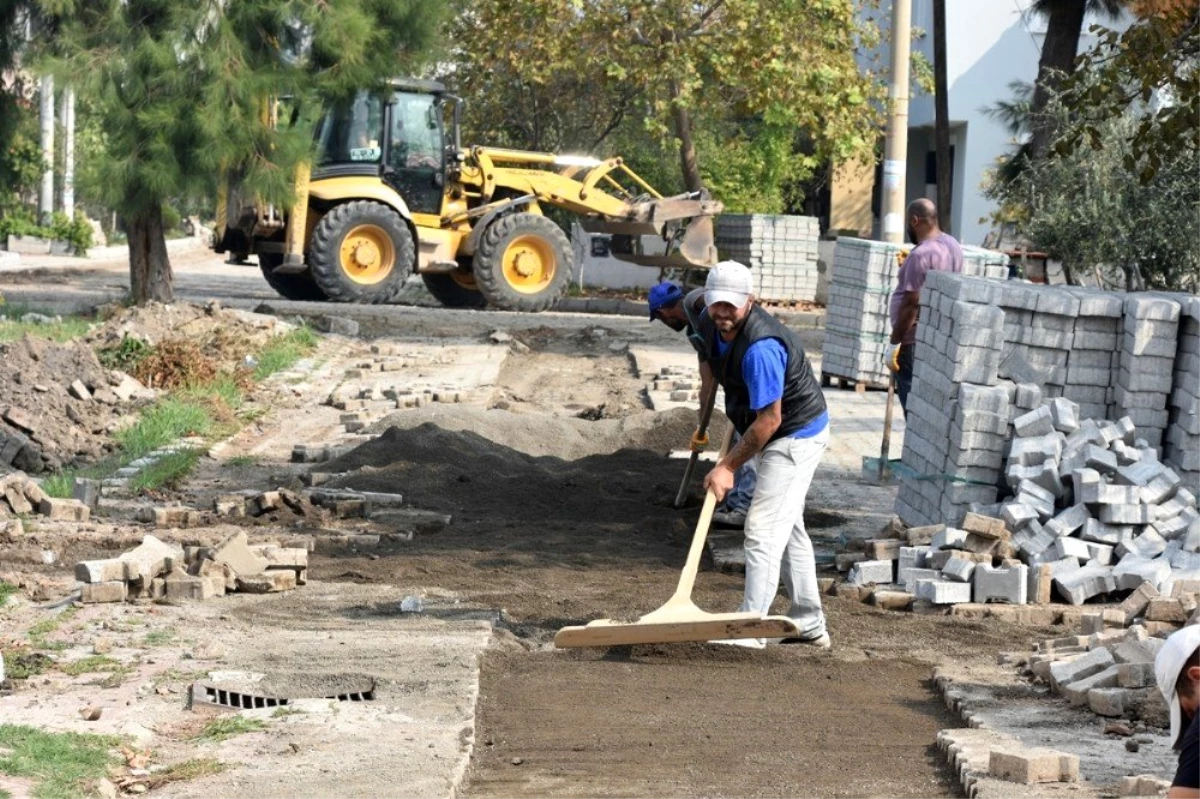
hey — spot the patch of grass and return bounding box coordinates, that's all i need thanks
[194,716,266,743]
[114,399,214,461]
[226,454,259,468]
[0,786,12,799]
[40,472,75,499]
[0,651,53,680]
[271,706,302,719]
[58,655,125,677]
[0,580,17,607]
[0,724,120,799]
[253,326,317,381]
[0,307,92,343]
[142,629,176,646]
[27,607,76,649]
[144,758,225,789]
[128,448,202,492]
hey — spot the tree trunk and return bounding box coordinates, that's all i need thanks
[1028,0,1086,160]
[933,0,952,233]
[128,206,174,304]
[669,80,703,193]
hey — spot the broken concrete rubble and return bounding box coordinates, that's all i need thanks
[73,531,307,603]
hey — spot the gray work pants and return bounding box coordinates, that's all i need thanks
[739,427,829,642]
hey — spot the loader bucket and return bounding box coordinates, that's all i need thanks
[581,191,723,269]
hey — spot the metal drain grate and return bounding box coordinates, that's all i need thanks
[190,674,376,711]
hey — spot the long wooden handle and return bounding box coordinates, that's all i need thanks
[672,382,720,508]
[667,424,736,605]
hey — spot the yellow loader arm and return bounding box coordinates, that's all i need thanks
[457,147,724,269]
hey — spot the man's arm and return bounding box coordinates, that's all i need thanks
[890,290,920,345]
[723,398,780,471]
[702,399,779,503]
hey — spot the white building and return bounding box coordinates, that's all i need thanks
[833,0,1130,246]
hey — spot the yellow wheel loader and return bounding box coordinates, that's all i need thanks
[214,79,723,312]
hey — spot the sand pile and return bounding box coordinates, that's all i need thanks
[322,410,713,518]
[366,406,730,461]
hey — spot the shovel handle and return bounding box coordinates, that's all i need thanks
[672,381,720,508]
[668,424,736,605]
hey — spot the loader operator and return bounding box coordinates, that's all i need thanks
[698,261,831,649]
[649,281,757,527]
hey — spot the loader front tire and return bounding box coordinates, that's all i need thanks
[473,213,571,312]
[421,272,487,309]
[258,254,327,302]
[309,201,413,304]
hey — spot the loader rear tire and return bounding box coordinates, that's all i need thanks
[421,272,487,309]
[258,254,327,302]
[472,213,571,312]
[308,201,413,304]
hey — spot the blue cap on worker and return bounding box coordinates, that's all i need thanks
[648,282,684,320]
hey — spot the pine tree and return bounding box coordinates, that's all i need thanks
[26,0,442,303]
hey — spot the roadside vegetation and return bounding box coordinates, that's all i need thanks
[0,304,93,343]
[38,323,318,495]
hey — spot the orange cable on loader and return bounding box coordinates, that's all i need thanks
[555,426,805,648]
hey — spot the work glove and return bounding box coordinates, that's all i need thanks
[886,344,902,373]
[689,428,709,452]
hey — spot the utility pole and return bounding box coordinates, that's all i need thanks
[38,74,55,224]
[60,86,76,218]
[933,0,952,233]
[880,0,911,245]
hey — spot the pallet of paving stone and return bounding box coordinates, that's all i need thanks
[821,237,906,388]
[818,369,889,393]
[716,214,821,303]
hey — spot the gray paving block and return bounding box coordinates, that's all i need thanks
[1045,504,1091,538]
[1099,504,1154,525]
[1053,564,1117,605]
[1049,646,1115,692]
[942,556,976,583]
[1124,294,1181,322]
[1112,554,1174,592]
[848,559,896,586]
[1014,405,1055,437]
[914,578,973,604]
[974,563,1029,604]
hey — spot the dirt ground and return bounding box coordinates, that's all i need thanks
[1,298,1068,798]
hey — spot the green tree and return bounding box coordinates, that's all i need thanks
[1027,0,1126,160]
[450,0,883,198]
[25,0,442,304]
[1058,3,1199,181]
[983,97,1200,291]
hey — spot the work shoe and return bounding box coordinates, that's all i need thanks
[712,507,747,528]
[778,632,832,650]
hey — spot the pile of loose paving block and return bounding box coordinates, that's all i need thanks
[74,531,308,604]
[897,276,1198,526]
[715,214,822,303]
[837,407,1200,618]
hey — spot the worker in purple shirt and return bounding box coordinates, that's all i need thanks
[699,261,831,649]
[888,198,963,416]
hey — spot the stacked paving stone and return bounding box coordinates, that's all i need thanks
[715,214,820,303]
[1165,296,1200,494]
[896,274,1008,525]
[960,245,1010,280]
[821,237,905,386]
[74,531,307,603]
[1115,295,1180,451]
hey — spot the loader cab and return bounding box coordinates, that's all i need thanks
[312,81,453,215]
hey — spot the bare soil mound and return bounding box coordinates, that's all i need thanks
[0,335,133,472]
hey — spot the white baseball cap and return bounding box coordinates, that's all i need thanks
[705,260,753,308]
[1155,625,1200,745]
